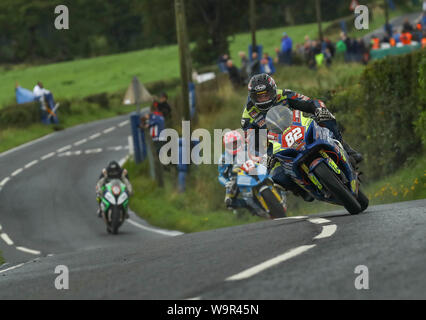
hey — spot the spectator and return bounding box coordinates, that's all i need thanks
[250,52,261,77]
[140,109,165,154]
[218,54,229,73]
[262,53,275,75]
[226,60,242,88]
[358,39,369,65]
[33,82,59,124]
[274,47,284,64]
[402,18,414,33]
[422,30,426,49]
[238,51,250,84]
[400,30,413,45]
[336,33,347,62]
[324,38,335,58]
[153,92,171,123]
[393,28,402,44]
[280,32,293,65]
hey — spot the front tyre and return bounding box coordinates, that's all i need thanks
[357,189,369,213]
[314,162,362,215]
[261,188,287,219]
[110,206,122,235]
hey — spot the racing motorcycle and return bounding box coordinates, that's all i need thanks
[219,160,287,219]
[265,106,368,215]
[100,179,129,234]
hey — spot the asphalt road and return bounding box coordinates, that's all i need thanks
[0,115,425,300]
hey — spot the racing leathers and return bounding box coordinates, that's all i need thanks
[218,152,251,210]
[241,88,361,200]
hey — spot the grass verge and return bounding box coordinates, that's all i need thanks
[0,104,136,153]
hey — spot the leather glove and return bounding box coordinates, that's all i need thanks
[314,108,335,123]
[266,156,277,171]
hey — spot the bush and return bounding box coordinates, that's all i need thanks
[0,102,40,126]
[329,49,426,180]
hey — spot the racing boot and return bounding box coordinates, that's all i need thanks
[342,141,363,164]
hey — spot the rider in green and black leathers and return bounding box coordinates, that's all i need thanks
[241,73,363,201]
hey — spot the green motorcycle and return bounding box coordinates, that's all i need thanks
[100,179,129,234]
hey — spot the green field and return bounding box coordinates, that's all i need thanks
[0,22,332,109]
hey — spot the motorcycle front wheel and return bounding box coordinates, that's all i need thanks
[260,188,287,219]
[314,162,362,215]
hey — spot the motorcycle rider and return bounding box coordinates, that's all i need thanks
[96,161,133,218]
[218,131,286,215]
[218,131,249,210]
[241,73,363,202]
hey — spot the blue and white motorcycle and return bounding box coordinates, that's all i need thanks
[219,159,287,219]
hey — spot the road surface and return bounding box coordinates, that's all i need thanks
[0,115,425,299]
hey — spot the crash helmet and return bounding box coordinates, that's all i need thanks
[106,161,122,179]
[248,73,277,112]
[223,131,244,156]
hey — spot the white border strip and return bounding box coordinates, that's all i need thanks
[227,245,316,281]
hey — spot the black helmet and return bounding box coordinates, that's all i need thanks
[248,73,277,112]
[106,161,122,179]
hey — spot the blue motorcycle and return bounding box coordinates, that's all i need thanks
[266,106,368,215]
[219,160,287,219]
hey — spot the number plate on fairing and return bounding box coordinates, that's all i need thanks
[281,126,306,149]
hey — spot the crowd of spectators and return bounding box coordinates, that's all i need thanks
[218,12,426,83]
[219,51,276,88]
[371,14,426,50]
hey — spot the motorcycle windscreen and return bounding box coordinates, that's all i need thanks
[265,106,293,134]
[236,165,268,187]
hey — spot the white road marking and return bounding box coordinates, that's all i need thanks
[41,152,56,160]
[118,120,130,127]
[108,146,123,151]
[11,168,23,177]
[74,138,87,146]
[128,136,134,156]
[0,177,10,187]
[89,133,101,140]
[103,127,116,134]
[126,219,184,237]
[119,156,129,167]
[0,263,25,274]
[85,148,103,154]
[274,216,307,221]
[313,225,337,240]
[308,218,331,225]
[226,245,316,281]
[0,233,14,246]
[0,224,2,231]
[16,247,41,255]
[24,160,39,169]
[187,297,202,300]
[57,145,71,153]
[58,152,72,157]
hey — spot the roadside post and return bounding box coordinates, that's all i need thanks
[123,77,153,164]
